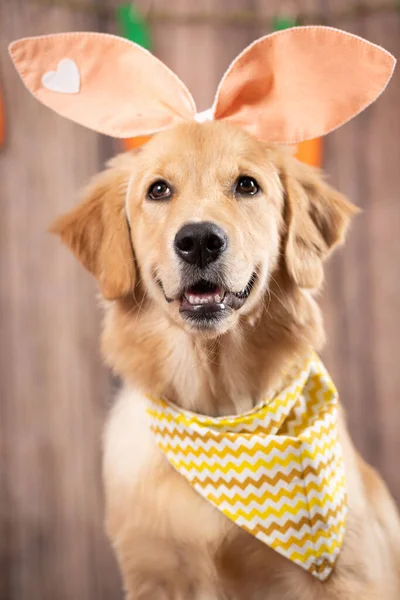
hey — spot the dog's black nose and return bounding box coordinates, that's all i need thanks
[174,222,228,268]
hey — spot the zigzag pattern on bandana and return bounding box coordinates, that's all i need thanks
[147,354,347,581]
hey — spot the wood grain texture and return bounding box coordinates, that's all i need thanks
[0,0,399,598]
[320,7,400,500]
[0,1,121,599]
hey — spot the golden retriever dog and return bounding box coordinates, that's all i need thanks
[51,121,400,599]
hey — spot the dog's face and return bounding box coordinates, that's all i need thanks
[52,121,356,337]
[127,122,283,334]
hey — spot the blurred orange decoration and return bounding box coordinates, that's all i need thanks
[123,135,152,151]
[295,137,322,167]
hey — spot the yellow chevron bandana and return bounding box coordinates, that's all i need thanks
[147,354,347,581]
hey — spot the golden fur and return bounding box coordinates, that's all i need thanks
[52,122,400,599]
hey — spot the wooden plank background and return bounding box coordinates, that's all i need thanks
[0,0,399,598]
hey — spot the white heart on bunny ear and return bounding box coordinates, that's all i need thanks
[42,58,80,94]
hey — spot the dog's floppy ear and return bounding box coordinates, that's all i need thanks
[282,159,359,289]
[50,155,135,300]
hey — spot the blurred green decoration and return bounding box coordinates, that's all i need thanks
[117,3,152,51]
[272,16,297,31]
[117,3,153,150]
[272,14,322,167]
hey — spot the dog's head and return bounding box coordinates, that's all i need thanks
[51,121,357,336]
[11,28,391,337]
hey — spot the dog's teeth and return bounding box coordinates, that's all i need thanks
[186,293,221,305]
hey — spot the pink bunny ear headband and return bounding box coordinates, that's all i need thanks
[9,26,395,145]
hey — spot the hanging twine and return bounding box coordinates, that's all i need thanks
[26,0,400,25]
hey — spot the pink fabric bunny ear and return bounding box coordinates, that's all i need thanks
[212,26,396,144]
[9,27,395,144]
[9,32,196,138]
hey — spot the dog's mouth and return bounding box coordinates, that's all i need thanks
[177,273,257,326]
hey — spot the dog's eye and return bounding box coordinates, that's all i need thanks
[147,180,172,201]
[235,176,260,197]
